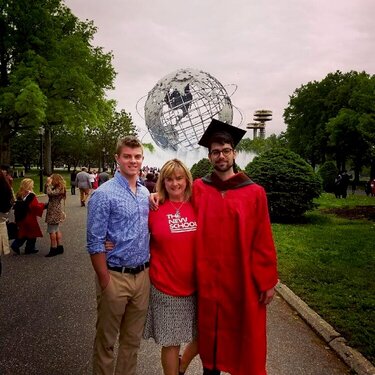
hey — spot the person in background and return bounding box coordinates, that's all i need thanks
[144,172,156,193]
[143,159,198,375]
[92,170,99,190]
[11,178,47,255]
[75,167,91,206]
[98,167,110,186]
[1,164,14,188]
[44,174,67,257]
[0,172,15,275]
[87,136,150,375]
[70,169,77,195]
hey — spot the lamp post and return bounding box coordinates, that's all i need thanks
[38,127,45,192]
[102,147,106,171]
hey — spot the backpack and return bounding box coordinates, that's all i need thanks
[14,193,34,222]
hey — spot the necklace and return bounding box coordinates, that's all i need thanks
[169,200,185,218]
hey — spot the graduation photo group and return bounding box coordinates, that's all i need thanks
[86,119,278,375]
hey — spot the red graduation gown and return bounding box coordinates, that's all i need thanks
[193,173,278,375]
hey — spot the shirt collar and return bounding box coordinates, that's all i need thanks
[115,170,143,190]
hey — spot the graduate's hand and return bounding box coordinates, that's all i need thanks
[149,192,160,210]
[259,287,275,305]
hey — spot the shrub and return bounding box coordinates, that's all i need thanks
[317,161,339,193]
[190,158,213,180]
[245,148,322,222]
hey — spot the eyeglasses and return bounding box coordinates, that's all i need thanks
[209,148,233,157]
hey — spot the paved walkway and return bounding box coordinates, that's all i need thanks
[0,194,368,375]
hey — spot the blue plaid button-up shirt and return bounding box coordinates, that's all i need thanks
[87,171,150,267]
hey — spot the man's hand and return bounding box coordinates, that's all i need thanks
[98,273,111,291]
[259,287,275,305]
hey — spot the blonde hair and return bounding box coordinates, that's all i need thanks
[156,159,193,204]
[16,178,34,200]
[50,174,67,199]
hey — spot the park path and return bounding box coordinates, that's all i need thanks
[0,193,351,375]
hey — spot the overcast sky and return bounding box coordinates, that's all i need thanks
[64,0,374,142]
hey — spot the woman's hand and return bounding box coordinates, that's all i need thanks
[104,240,115,252]
[149,192,160,211]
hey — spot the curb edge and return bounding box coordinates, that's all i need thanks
[276,283,375,375]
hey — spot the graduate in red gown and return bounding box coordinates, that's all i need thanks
[193,120,278,375]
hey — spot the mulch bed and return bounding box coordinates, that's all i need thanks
[322,205,375,221]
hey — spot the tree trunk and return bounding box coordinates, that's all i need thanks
[370,157,375,179]
[44,128,52,175]
[0,122,11,165]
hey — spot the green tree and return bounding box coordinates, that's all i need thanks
[284,71,375,175]
[245,148,322,222]
[0,0,116,174]
[237,133,287,154]
[317,161,339,193]
[190,158,213,180]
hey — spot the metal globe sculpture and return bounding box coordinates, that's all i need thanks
[144,68,233,150]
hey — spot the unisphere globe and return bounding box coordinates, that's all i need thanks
[144,68,233,150]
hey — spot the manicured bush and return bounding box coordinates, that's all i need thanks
[190,158,213,180]
[245,148,322,222]
[317,161,339,193]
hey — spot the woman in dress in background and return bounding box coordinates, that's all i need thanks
[0,171,15,275]
[44,174,67,257]
[11,178,47,255]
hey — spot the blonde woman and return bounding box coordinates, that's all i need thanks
[44,174,67,257]
[11,178,47,255]
[143,159,198,375]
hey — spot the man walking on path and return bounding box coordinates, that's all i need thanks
[194,120,278,375]
[98,167,110,186]
[75,167,91,206]
[87,136,150,375]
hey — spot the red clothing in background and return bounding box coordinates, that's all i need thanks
[17,193,45,238]
[149,200,197,297]
[193,174,278,375]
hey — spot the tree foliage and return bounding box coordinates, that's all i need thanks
[284,71,375,178]
[237,133,288,154]
[245,148,322,222]
[190,158,213,180]
[317,161,339,193]
[0,0,116,172]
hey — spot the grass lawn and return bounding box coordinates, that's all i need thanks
[273,193,375,363]
[11,169,72,193]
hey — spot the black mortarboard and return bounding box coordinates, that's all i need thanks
[198,119,246,148]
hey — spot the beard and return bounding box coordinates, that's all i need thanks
[214,160,234,173]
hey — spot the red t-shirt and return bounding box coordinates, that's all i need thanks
[149,200,197,297]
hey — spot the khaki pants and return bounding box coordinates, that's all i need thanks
[79,188,90,204]
[93,269,150,375]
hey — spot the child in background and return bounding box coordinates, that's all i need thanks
[44,174,67,257]
[11,178,47,255]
